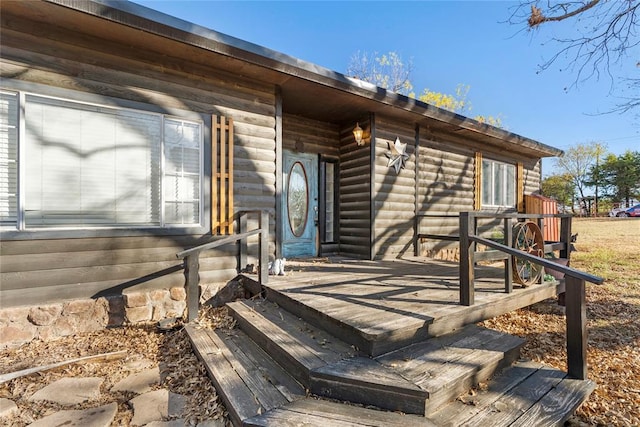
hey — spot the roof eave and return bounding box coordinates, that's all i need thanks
[46,0,564,158]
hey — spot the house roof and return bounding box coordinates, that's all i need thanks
[6,0,563,158]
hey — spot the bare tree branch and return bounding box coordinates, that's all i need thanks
[528,0,601,27]
[509,1,640,112]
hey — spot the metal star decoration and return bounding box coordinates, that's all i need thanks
[385,137,409,174]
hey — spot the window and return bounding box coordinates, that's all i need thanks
[0,92,18,226]
[0,90,202,230]
[481,159,515,208]
[319,157,339,243]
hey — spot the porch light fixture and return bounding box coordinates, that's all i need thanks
[353,122,365,146]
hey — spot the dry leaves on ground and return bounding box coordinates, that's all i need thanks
[481,218,640,427]
[0,307,233,426]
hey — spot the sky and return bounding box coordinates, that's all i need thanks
[134,0,639,176]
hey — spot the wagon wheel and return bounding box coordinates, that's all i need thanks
[511,221,545,286]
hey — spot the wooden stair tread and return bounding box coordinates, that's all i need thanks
[377,325,525,392]
[376,325,525,415]
[227,299,355,384]
[243,397,437,427]
[430,360,595,427]
[269,280,438,335]
[509,375,596,427]
[313,356,424,395]
[310,356,428,415]
[185,325,305,426]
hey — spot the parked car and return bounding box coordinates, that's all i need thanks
[618,203,640,217]
[610,207,626,217]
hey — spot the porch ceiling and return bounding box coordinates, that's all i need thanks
[4,0,562,159]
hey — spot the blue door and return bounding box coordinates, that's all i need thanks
[282,151,317,258]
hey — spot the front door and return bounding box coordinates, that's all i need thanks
[282,151,317,258]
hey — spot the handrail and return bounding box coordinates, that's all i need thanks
[176,229,261,259]
[176,210,269,322]
[470,235,603,285]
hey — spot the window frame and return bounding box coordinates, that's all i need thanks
[481,158,516,209]
[0,82,211,240]
[318,155,339,244]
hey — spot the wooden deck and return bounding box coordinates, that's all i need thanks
[188,256,594,426]
[259,256,563,356]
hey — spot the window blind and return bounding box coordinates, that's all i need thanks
[0,91,18,225]
[24,95,162,227]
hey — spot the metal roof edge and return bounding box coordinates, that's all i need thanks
[45,0,563,158]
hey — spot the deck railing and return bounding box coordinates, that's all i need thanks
[415,212,574,304]
[457,212,574,305]
[416,211,604,380]
[176,210,269,321]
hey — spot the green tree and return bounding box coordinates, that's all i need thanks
[554,142,607,215]
[542,173,575,210]
[597,150,640,206]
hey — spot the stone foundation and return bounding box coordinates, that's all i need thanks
[0,286,191,349]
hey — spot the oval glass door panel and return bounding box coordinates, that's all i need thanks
[287,162,309,237]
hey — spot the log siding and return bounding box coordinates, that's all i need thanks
[338,119,371,259]
[373,117,416,259]
[0,14,277,307]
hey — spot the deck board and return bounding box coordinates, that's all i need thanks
[509,377,596,426]
[226,332,306,403]
[227,302,331,379]
[429,361,544,426]
[185,325,264,426]
[237,299,354,361]
[244,398,437,427]
[208,329,293,411]
[461,366,567,427]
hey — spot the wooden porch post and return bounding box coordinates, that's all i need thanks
[185,254,200,322]
[275,87,283,258]
[566,275,587,380]
[238,211,247,271]
[259,210,269,284]
[560,215,573,261]
[459,212,475,306]
[503,217,513,293]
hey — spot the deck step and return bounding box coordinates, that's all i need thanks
[228,299,524,417]
[244,398,437,427]
[226,299,355,386]
[376,324,526,415]
[262,279,436,356]
[429,360,596,427]
[185,324,306,427]
[311,356,429,415]
[187,303,592,426]
[229,299,432,414]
